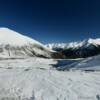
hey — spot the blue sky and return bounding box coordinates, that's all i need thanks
[0,0,100,44]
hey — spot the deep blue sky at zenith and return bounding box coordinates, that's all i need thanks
[0,0,100,44]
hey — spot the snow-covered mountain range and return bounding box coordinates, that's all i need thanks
[0,27,100,59]
[0,28,53,58]
[46,38,100,49]
[46,38,100,58]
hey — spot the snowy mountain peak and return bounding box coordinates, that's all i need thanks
[0,27,42,46]
[88,38,100,45]
[0,27,53,58]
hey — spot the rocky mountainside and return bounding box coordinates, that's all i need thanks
[46,38,100,58]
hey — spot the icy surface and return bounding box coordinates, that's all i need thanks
[0,58,100,100]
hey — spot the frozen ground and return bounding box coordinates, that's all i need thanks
[0,57,100,100]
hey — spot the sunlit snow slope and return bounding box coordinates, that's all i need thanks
[0,28,53,58]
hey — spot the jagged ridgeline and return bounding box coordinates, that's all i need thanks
[47,39,100,58]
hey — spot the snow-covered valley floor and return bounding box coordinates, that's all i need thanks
[0,58,100,100]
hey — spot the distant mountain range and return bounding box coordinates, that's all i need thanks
[46,38,100,58]
[0,27,100,59]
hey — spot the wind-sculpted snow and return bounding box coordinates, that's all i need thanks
[0,58,100,100]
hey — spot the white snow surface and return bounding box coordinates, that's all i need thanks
[73,55,100,70]
[46,38,100,49]
[0,57,100,100]
[0,28,53,58]
[0,28,41,46]
[54,55,100,71]
[88,38,100,46]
